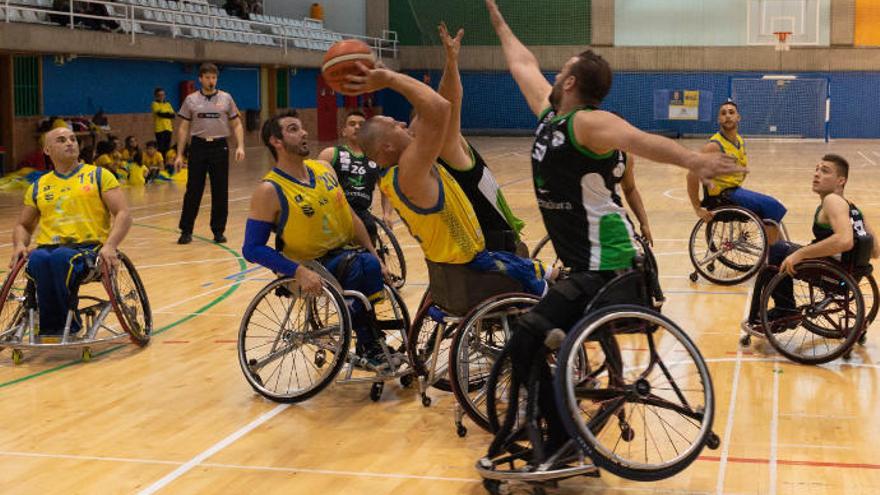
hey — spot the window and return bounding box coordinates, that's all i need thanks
[13,56,40,117]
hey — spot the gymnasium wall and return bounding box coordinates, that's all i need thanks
[855,0,880,46]
[380,70,880,139]
[389,0,591,46]
[615,0,832,47]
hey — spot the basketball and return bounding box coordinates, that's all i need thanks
[322,39,375,93]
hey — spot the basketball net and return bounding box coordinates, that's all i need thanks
[773,31,791,52]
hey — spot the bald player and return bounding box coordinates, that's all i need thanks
[10,127,132,336]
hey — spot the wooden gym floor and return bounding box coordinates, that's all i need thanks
[0,137,878,494]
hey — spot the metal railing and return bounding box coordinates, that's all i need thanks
[1,0,398,60]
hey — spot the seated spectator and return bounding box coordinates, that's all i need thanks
[165,143,188,174]
[123,135,142,165]
[224,0,249,19]
[142,141,164,182]
[94,140,119,177]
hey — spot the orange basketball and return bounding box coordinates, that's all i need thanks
[322,39,375,94]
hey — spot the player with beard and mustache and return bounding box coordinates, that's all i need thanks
[688,100,787,243]
[484,0,743,465]
[241,109,394,368]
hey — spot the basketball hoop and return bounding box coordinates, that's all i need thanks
[773,31,791,52]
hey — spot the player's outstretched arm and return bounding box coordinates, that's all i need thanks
[436,22,471,169]
[317,146,335,164]
[573,111,742,183]
[10,206,38,268]
[485,0,551,116]
[344,63,451,185]
[620,155,652,246]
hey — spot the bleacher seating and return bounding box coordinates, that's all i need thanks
[1,0,392,55]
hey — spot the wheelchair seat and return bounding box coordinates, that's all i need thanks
[425,260,523,316]
[845,233,874,279]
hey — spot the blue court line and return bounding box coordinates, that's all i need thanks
[224,266,261,280]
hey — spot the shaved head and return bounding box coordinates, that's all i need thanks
[43,127,80,167]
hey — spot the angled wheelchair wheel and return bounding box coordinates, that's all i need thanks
[554,305,716,481]
[103,252,152,346]
[530,235,563,272]
[689,206,767,285]
[374,218,406,289]
[861,273,878,329]
[406,292,455,391]
[0,257,31,343]
[761,261,863,365]
[238,277,350,403]
[371,283,411,369]
[449,294,539,433]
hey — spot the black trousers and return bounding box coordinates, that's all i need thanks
[179,138,229,236]
[155,131,172,155]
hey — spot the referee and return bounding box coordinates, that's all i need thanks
[174,63,245,244]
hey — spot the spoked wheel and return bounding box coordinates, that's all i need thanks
[449,294,539,433]
[374,217,406,289]
[530,235,564,273]
[238,277,350,403]
[761,261,864,365]
[480,345,597,482]
[688,206,767,285]
[860,274,878,341]
[0,257,31,344]
[370,283,411,372]
[103,252,152,346]
[406,292,456,391]
[554,305,716,481]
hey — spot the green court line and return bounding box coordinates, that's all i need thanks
[0,224,248,390]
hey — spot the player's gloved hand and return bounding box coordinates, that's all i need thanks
[294,265,324,296]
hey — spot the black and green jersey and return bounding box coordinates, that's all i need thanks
[330,145,380,212]
[531,107,636,271]
[438,141,525,241]
[812,198,869,266]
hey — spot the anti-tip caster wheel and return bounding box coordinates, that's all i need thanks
[456,423,467,438]
[740,334,751,347]
[689,272,699,282]
[707,263,716,273]
[620,424,635,442]
[400,373,414,388]
[81,347,92,362]
[706,432,721,450]
[858,333,867,346]
[370,382,384,402]
[314,349,326,368]
[421,394,432,407]
[11,349,23,365]
[482,479,503,495]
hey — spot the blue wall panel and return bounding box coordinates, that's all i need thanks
[42,57,259,115]
[290,68,319,108]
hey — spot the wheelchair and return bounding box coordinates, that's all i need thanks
[371,215,407,289]
[742,235,878,365]
[0,251,151,363]
[405,259,542,438]
[530,235,562,272]
[477,239,719,492]
[237,260,414,403]
[688,192,789,285]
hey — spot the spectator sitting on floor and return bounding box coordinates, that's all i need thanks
[123,135,142,165]
[142,141,164,182]
[94,140,119,177]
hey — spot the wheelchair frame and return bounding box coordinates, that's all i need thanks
[0,251,152,363]
[237,260,414,403]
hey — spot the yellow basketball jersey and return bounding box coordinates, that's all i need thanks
[379,164,485,264]
[706,132,748,196]
[263,160,354,262]
[24,164,119,245]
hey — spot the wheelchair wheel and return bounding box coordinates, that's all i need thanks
[0,257,30,343]
[238,277,350,403]
[371,283,410,368]
[861,274,878,329]
[689,206,767,285]
[530,235,563,271]
[374,218,406,289]
[554,305,715,481]
[761,261,863,365]
[449,294,539,433]
[103,253,152,346]
[406,292,455,391]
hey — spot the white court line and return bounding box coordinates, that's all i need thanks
[769,364,780,495]
[857,151,876,166]
[715,285,752,495]
[201,462,477,484]
[138,403,290,495]
[137,258,241,269]
[663,188,687,201]
[154,271,268,313]
[136,195,250,221]
[0,450,181,466]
